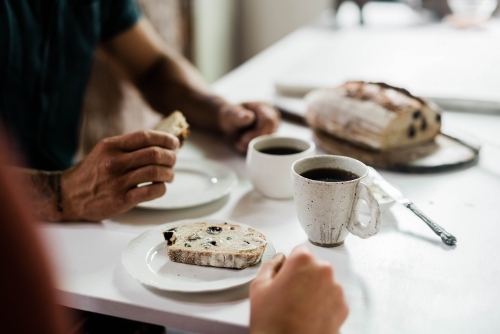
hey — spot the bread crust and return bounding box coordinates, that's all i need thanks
[154,111,190,146]
[306,82,441,151]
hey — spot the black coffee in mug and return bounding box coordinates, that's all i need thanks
[259,147,303,155]
[301,168,359,182]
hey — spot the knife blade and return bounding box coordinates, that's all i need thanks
[368,167,457,246]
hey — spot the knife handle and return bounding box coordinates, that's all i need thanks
[405,203,457,246]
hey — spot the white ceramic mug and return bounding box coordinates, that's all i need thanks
[247,135,316,199]
[292,155,381,247]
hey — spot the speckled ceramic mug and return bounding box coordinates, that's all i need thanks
[292,155,381,247]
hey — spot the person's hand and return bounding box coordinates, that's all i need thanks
[249,245,349,334]
[219,102,280,152]
[60,130,179,221]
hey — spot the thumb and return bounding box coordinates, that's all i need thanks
[255,253,286,282]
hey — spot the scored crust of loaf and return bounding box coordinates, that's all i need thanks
[306,81,442,151]
[154,111,190,146]
[163,222,267,269]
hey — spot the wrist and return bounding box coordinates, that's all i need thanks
[58,168,83,221]
[205,95,230,132]
[47,171,65,221]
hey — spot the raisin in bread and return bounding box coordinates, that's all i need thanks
[154,111,190,146]
[163,222,267,269]
[306,82,442,151]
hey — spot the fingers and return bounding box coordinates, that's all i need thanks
[124,182,166,206]
[109,130,180,152]
[122,165,174,188]
[288,244,314,264]
[256,253,286,281]
[221,104,256,131]
[235,103,280,152]
[281,245,332,279]
[104,146,177,173]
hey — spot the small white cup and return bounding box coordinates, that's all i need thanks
[247,135,316,199]
[292,155,381,247]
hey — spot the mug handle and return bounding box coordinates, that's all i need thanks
[347,182,382,239]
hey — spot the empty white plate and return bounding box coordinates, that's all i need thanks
[137,159,238,210]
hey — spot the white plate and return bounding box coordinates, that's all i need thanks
[137,159,238,210]
[122,219,276,293]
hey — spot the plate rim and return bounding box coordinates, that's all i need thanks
[136,159,238,210]
[122,218,275,293]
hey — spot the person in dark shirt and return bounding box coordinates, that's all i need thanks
[0,0,280,221]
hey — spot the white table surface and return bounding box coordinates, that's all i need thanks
[40,25,500,334]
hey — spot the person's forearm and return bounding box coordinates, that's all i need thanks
[7,168,65,222]
[136,54,227,131]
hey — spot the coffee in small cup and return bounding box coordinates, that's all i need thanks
[247,135,315,199]
[258,147,304,155]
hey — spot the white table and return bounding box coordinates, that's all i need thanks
[41,25,500,334]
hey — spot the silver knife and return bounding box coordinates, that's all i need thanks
[368,167,457,246]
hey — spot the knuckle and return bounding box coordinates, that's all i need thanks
[335,282,346,299]
[146,166,159,179]
[98,138,112,151]
[249,278,263,295]
[166,169,175,183]
[136,130,150,144]
[249,279,258,293]
[291,248,313,265]
[103,157,119,173]
[167,151,177,166]
[318,261,334,277]
[340,301,350,320]
[116,193,127,207]
[148,147,162,163]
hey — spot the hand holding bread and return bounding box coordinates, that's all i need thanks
[57,112,187,221]
[60,129,179,221]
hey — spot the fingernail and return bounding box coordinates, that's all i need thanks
[296,244,312,253]
[173,137,180,149]
[273,253,286,261]
[238,111,251,120]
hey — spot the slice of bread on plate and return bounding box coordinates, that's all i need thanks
[163,222,267,269]
[154,111,190,146]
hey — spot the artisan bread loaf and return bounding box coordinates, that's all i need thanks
[306,82,442,151]
[154,111,190,146]
[163,222,267,269]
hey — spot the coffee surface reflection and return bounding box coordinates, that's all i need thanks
[259,147,303,155]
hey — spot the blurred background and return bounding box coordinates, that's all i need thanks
[79,0,500,156]
[193,0,331,82]
[191,0,500,82]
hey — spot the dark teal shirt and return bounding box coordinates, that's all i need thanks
[0,0,140,170]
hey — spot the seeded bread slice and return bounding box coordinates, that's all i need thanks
[163,222,267,269]
[154,111,190,146]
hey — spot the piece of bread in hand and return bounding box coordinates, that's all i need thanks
[306,82,442,151]
[154,111,190,146]
[163,222,267,269]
